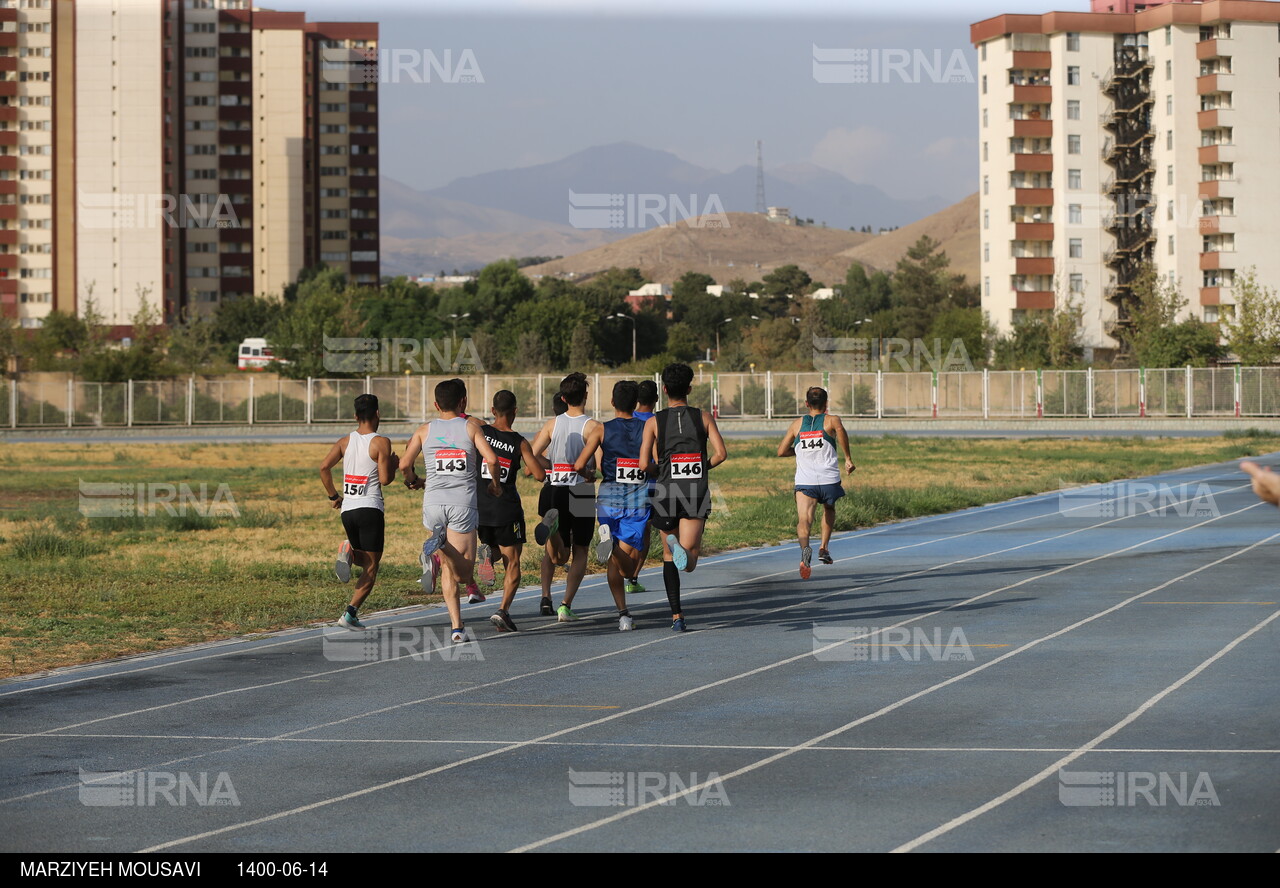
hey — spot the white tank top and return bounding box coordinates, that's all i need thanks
[795,413,840,486]
[548,413,590,486]
[421,416,477,509]
[340,431,385,512]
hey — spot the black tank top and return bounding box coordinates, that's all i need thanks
[655,406,708,494]
[477,425,525,526]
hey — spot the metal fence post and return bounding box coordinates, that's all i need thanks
[483,374,490,413]
[536,374,543,421]
[9,379,15,428]
[931,370,938,419]
[186,377,194,426]
[876,371,883,419]
[594,372,601,416]
[66,379,73,428]
[1139,367,1146,418]
[248,375,255,425]
[1036,369,1043,418]
[306,377,313,424]
[765,370,772,419]
[982,368,989,420]
[1234,364,1242,418]
[1185,365,1193,418]
[1086,367,1094,418]
[126,379,134,427]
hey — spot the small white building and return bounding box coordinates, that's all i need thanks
[810,288,838,300]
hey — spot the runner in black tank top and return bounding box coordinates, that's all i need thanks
[476,390,546,633]
[639,363,729,632]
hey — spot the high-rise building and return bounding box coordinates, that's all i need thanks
[0,0,378,329]
[973,0,1280,357]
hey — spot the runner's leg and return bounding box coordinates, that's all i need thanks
[350,551,380,610]
[498,543,522,612]
[820,503,836,551]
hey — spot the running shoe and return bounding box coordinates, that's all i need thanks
[595,523,613,563]
[557,604,579,623]
[337,610,366,630]
[624,578,647,594]
[667,534,688,571]
[818,548,834,565]
[335,540,353,583]
[451,627,467,644]
[535,509,560,546]
[540,597,554,616]
[476,543,495,588]
[800,546,813,580]
[465,582,486,604]
[671,617,686,633]
[619,613,635,631]
[419,547,438,595]
[490,609,519,633]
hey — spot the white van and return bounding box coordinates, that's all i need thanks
[237,338,277,371]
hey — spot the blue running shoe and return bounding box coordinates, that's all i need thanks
[671,617,686,633]
[667,534,688,570]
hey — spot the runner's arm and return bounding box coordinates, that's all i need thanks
[830,415,856,475]
[703,409,728,469]
[319,437,346,508]
[1241,461,1280,506]
[372,435,398,486]
[638,415,658,476]
[519,438,547,482]
[573,420,603,480]
[399,427,425,489]
[776,419,801,457]
[469,420,504,498]
[530,418,555,469]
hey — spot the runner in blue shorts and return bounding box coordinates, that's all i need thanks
[570,380,645,631]
[777,386,856,579]
[623,379,659,594]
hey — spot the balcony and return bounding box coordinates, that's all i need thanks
[1012,51,1052,70]
[1197,74,1231,94]
[0,204,14,220]
[349,175,377,190]
[0,254,15,270]
[1015,291,1055,310]
[1198,215,1236,236]
[0,9,15,22]
[350,261,379,276]
[0,131,14,147]
[1198,179,1237,200]
[1197,144,1236,165]
[220,130,253,146]
[0,230,15,245]
[1013,119,1052,139]
[218,105,252,122]
[219,33,251,50]
[1200,287,1222,305]
[218,56,252,73]
[0,34,16,49]
[0,81,16,97]
[1014,188,1054,206]
[0,106,14,122]
[1013,153,1053,172]
[1200,251,1233,270]
[349,111,377,127]
[350,196,377,211]
[1012,85,1052,104]
[1015,222,1054,241]
[1016,257,1055,276]
[1196,39,1221,61]
[219,179,252,194]
[0,155,16,171]
[0,57,16,73]
[220,154,252,170]
[1197,109,1233,130]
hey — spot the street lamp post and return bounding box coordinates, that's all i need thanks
[612,313,637,364]
[716,317,733,361]
[446,312,471,359]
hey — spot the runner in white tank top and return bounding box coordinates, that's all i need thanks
[777,386,856,580]
[319,394,398,630]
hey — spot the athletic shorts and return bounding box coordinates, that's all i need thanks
[341,507,385,554]
[478,519,526,549]
[597,482,652,551]
[538,483,595,548]
[650,483,711,532]
[795,483,846,507]
[423,502,478,539]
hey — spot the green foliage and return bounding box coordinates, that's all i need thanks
[1223,268,1280,366]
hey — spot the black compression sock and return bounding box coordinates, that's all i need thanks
[663,562,682,616]
[346,605,358,618]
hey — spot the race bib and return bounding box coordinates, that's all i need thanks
[670,453,704,478]
[481,457,512,483]
[798,430,826,451]
[614,458,644,484]
[550,463,579,486]
[342,473,368,497]
[434,449,468,476]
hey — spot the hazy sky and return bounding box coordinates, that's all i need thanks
[300,0,1081,202]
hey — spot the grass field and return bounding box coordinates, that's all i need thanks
[0,432,1275,678]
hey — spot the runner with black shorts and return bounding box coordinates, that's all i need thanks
[319,393,397,630]
[476,390,547,633]
[530,372,597,622]
[625,379,659,594]
[638,363,728,631]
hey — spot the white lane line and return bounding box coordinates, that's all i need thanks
[8,475,1244,749]
[2,460,1235,696]
[893,605,1280,853]
[507,520,1280,853]
[138,500,1267,852]
[8,733,1277,755]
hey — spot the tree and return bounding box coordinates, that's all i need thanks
[762,265,811,299]
[167,306,222,376]
[81,299,168,382]
[672,271,716,303]
[515,331,551,372]
[270,273,364,378]
[0,314,20,376]
[1223,268,1280,366]
[569,323,596,369]
[211,294,284,363]
[742,317,800,367]
[1047,293,1085,369]
[926,307,993,371]
[1123,265,1223,367]
[890,236,964,341]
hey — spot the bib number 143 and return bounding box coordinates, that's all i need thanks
[434,449,468,475]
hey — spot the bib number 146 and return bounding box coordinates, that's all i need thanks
[670,454,703,478]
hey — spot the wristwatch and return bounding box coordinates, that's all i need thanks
[329,492,341,501]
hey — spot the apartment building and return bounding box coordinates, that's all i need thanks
[0,0,378,329]
[974,0,1280,356]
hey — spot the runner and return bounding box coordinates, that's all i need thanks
[530,371,597,622]
[399,378,503,643]
[535,388,571,616]
[776,386,856,579]
[475,390,547,633]
[624,378,659,595]
[319,393,397,630]
[638,363,728,632]
[568,380,645,630]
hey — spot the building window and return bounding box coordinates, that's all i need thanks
[1166,25,1172,46]
[984,242,990,262]
[1167,130,1173,150]
[981,43,987,62]
[983,209,989,230]
[1067,66,1080,85]
[1168,200,1174,221]
[1068,135,1081,154]
[982,75,987,95]
[1067,100,1080,120]
[1169,235,1175,255]
[1168,165,1174,185]
[1069,238,1083,258]
[1167,95,1173,115]
[984,277,990,298]
[983,108,988,128]
[1166,60,1172,81]
[1069,204,1082,224]
[1067,32,1080,52]
[1070,273,1083,293]
[1068,169,1082,190]
[983,142,988,162]
[982,175,989,196]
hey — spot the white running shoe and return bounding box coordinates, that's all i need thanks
[595,523,613,563]
[335,541,353,583]
[618,613,635,631]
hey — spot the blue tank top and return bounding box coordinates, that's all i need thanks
[601,416,645,483]
[633,410,654,423]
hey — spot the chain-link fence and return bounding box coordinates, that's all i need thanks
[10,368,1280,427]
